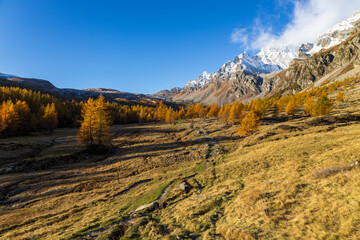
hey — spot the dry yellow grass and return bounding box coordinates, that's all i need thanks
[0,120,239,239]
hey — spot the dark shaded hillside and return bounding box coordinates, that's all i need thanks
[0,77,180,108]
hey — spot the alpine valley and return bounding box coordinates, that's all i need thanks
[2,9,360,240]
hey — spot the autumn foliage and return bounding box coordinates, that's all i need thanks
[0,86,76,135]
[0,100,31,136]
[285,99,298,116]
[312,95,332,116]
[77,95,112,147]
[41,103,58,130]
[237,111,262,136]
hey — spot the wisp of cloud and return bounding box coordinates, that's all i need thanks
[232,0,360,50]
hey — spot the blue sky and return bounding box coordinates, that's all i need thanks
[0,0,358,94]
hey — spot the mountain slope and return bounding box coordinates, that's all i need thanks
[6,77,58,91]
[308,11,360,54]
[267,30,360,97]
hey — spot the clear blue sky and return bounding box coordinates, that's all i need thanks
[0,0,294,94]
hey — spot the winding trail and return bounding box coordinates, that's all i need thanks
[154,127,222,205]
[112,179,152,198]
[156,180,176,206]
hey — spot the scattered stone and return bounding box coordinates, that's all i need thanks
[135,201,159,213]
[176,181,192,194]
[190,195,209,200]
[262,179,284,184]
[350,160,358,168]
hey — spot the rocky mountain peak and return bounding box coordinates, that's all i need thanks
[256,45,299,69]
[184,71,214,90]
[308,11,360,54]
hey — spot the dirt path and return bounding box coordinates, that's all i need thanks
[156,180,175,206]
[112,179,152,198]
[196,127,222,181]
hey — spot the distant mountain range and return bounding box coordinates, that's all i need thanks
[152,11,360,105]
[0,75,166,107]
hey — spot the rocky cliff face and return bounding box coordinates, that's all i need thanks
[173,70,264,105]
[268,30,360,96]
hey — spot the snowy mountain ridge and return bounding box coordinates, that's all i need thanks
[308,11,360,54]
[182,11,360,90]
[185,71,214,89]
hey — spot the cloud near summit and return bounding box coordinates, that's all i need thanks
[231,0,360,50]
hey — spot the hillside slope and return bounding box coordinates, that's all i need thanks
[0,76,177,108]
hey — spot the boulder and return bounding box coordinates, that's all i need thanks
[135,201,159,213]
[176,181,192,194]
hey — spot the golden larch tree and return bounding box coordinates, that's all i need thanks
[179,107,186,119]
[228,102,244,124]
[77,95,112,147]
[237,111,262,136]
[0,100,31,135]
[285,98,298,116]
[206,102,219,118]
[312,95,332,116]
[41,103,58,130]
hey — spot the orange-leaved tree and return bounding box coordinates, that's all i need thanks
[206,102,219,118]
[228,102,245,124]
[312,95,332,116]
[304,97,314,116]
[285,98,298,116]
[77,95,112,148]
[41,103,58,130]
[0,100,31,135]
[237,111,262,136]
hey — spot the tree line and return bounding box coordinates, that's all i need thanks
[1,73,359,139]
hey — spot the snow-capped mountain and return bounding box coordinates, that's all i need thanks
[209,51,282,79]
[185,71,214,89]
[183,51,285,90]
[180,11,360,93]
[308,11,360,55]
[256,45,299,69]
[181,44,301,90]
